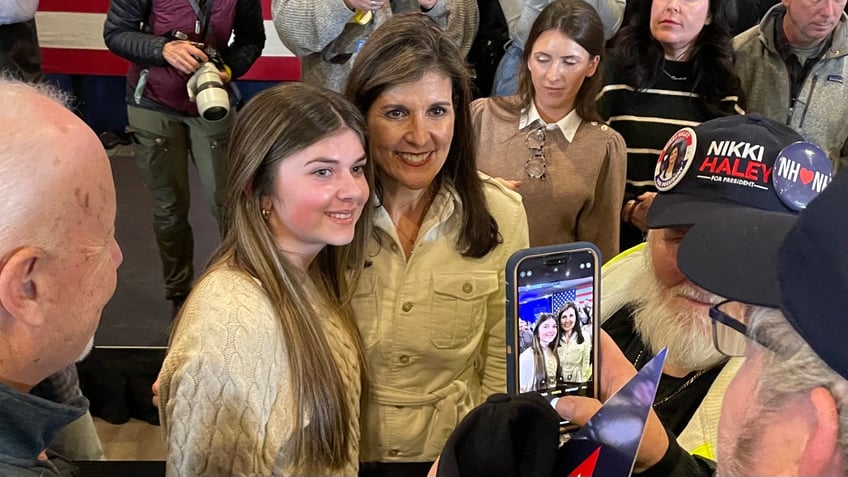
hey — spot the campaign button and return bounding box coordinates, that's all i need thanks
[772,142,833,211]
[655,127,697,191]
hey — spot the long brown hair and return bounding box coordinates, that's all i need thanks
[531,313,563,390]
[178,82,374,473]
[557,302,585,345]
[344,14,500,257]
[515,0,605,123]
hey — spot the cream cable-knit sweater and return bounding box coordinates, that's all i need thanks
[158,265,361,476]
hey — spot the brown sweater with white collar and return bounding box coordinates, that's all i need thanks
[471,96,627,262]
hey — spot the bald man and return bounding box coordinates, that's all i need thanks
[0,78,123,476]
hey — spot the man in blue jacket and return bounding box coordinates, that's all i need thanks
[0,79,124,477]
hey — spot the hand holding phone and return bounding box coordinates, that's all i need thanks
[506,243,601,432]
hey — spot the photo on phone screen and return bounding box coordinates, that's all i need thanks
[506,243,599,403]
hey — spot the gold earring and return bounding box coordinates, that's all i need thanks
[261,208,271,220]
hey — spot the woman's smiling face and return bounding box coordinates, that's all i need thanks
[366,71,455,194]
[560,307,577,333]
[538,317,559,346]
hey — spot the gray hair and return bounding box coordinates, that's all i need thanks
[0,74,72,107]
[0,76,76,249]
[749,306,848,472]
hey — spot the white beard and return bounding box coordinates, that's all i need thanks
[630,247,727,375]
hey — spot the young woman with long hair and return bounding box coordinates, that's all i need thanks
[518,313,563,392]
[473,0,626,262]
[157,83,374,476]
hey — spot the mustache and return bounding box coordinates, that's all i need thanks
[670,282,724,305]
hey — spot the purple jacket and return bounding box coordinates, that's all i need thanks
[104,0,264,116]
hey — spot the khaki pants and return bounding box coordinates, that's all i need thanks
[127,105,232,300]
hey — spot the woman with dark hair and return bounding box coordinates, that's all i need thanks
[659,139,686,180]
[472,0,626,262]
[518,313,563,392]
[345,13,529,476]
[491,0,625,96]
[157,83,373,476]
[556,302,591,382]
[600,0,744,249]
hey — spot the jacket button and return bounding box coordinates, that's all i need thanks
[391,243,399,253]
[388,449,400,457]
[398,355,410,364]
[402,302,413,312]
[462,282,473,293]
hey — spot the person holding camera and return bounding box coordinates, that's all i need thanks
[104,0,265,316]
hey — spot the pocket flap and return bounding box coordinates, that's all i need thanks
[432,272,498,300]
[353,271,377,296]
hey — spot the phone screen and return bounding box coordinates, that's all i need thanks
[506,244,599,405]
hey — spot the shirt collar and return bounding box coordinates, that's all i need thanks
[519,102,582,142]
[373,181,459,245]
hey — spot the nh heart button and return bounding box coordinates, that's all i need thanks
[773,141,833,211]
[800,168,814,185]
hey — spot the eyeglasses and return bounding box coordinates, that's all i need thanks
[524,126,547,180]
[711,300,791,360]
[709,300,749,357]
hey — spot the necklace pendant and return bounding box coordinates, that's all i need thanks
[525,157,547,180]
[662,68,688,81]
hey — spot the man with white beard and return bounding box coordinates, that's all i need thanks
[598,114,820,453]
[676,149,846,477]
[555,166,843,477]
[0,78,123,477]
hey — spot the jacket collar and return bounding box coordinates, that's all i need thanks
[758,3,848,58]
[0,381,87,467]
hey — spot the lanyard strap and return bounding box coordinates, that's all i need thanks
[188,0,214,39]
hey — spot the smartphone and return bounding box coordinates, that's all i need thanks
[506,243,600,432]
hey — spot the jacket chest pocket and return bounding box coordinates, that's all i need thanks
[429,272,499,349]
[558,344,584,365]
[352,271,380,349]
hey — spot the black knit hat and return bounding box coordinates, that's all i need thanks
[436,393,561,477]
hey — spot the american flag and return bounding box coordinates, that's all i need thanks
[551,285,593,312]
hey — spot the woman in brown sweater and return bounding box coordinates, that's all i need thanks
[472,0,626,262]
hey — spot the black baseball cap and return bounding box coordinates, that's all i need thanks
[648,114,804,229]
[678,170,845,380]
